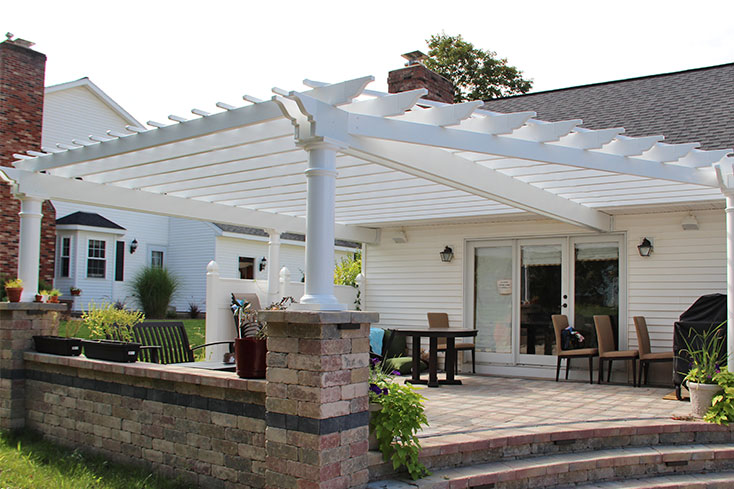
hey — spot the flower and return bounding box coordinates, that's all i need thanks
[391,370,401,376]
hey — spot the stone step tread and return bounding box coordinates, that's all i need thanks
[570,471,734,488]
[367,444,734,488]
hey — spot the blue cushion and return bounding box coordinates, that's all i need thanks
[370,327,385,356]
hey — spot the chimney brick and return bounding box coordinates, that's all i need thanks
[387,63,454,104]
[0,39,56,285]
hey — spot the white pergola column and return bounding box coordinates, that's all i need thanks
[726,194,734,364]
[298,142,345,310]
[266,229,281,305]
[16,195,44,302]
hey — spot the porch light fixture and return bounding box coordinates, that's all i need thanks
[637,238,653,257]
[439,246,454,263]
[259,257,267,272]
[129,239,138,254]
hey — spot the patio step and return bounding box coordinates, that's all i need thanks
[366,443,734,489]
[571,471,734,488]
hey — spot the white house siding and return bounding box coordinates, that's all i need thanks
[167,219,217,313]
[364,209,725,371]
[53,202,170,310]
[42,86,130,148]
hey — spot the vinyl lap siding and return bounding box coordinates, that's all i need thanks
[167,219,217,313]
[42,86,130,148]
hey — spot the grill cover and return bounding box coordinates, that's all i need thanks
[673,293,727,386]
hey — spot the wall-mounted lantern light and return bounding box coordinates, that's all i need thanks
[259,257,267,272]
[439,246,454,263]
[637,238,653,257]
[129,239,138,254]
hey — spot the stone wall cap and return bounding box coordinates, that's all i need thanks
[0,302,67,311]
[258,310,379,324]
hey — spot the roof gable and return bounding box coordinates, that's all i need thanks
[56,211,125,230]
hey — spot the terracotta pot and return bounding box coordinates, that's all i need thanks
[234,337,266,379]
[34,294,43,303]
[47,296,59,303]
[688,381,723,418]
[5,287,22,303]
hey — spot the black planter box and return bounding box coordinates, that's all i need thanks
[82,340,141,363]
[33,336,83,356]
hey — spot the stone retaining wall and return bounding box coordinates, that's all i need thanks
[24,353,266,489]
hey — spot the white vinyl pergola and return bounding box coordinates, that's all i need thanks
[3,75,734,358]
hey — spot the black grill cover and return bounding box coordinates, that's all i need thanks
[673,293,727,386]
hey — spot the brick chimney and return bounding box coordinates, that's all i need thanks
[0,36,56,285]
[387,51,454,104]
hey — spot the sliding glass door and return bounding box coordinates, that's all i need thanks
[468,236,623,368]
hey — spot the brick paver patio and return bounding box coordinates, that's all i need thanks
[416,375,691,442]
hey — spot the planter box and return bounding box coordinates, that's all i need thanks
[33,336,82,356]
[83,340,141,363]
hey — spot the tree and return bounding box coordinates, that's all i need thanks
[424,34,532,103]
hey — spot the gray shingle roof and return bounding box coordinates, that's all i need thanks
[56,211,125,230]
[482,63,734,151]
[213,223,360,248]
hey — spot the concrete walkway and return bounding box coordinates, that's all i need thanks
[415,375,692,442]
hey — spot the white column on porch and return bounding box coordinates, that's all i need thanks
[726,194,734,364]
[16,195,44,302]
[298,142,345,310]
[266,229,281,305]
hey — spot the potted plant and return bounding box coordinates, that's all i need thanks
[231,296,296,379]
[70,287,82,296]
[369,358,430,480]
[4,278,23,303]
[47,289,62,303]
[34,293,43,302]
[34,319,84,356]
[82,301,145,362]
[680,322,728,418]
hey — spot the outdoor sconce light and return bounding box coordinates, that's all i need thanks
[259,257,267,272]
[439,246,454,263]
[129,239,138,254]
[637,238,653,257]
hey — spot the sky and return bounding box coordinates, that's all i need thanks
[3,1,734,125]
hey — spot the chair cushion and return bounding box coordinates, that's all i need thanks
[383,330,407,359]
[640,351,674,361]
[370,327,385,356]
[560,348,598,357]
[600,349,638,359]
[383,356,428,375]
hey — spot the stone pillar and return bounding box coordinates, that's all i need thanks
[17,195,44,301]
[300,143,344,310]
[260,310,378,489]
[0,303,65,430]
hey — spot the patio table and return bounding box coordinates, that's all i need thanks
[390,328,478,388]
[176,360,236,372]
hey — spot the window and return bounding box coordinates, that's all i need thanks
[238,257,254,279]
[151,250,164,269]
[58,237,71,277]
[87,239,106,278]
[115,241,125,281]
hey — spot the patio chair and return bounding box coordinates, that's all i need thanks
[132,321,234,364]
[370,327,427,375]
[633,316,674,386]
[427,312,475,373]
[551,315,598,384]
[594,315,638,386]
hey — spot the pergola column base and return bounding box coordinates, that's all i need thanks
[0,303,65,430]
[292,297,347,311]
[259,310,378,489]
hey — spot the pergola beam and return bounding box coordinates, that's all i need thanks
[1,168,379,244]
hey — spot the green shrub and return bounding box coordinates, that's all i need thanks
[130,267,179,319]
[334,252,361,286]
[82,301,145,341]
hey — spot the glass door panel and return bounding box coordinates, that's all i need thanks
[519,244,562,357]
[474,246,513,354]
[573,241,620,349]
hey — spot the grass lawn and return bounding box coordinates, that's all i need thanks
[59,318,208,360]
[0,431,190,489]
